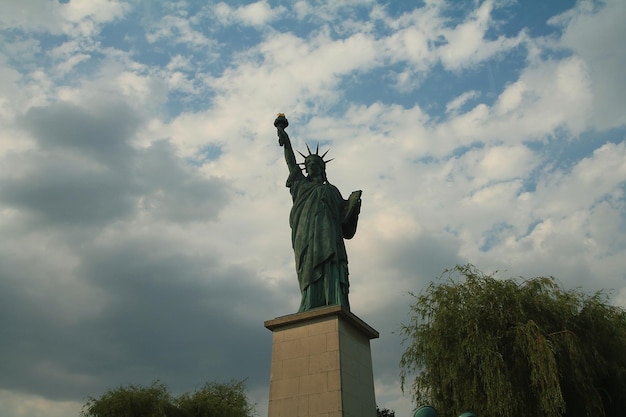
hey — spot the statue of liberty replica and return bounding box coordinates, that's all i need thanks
[275,114,362,312]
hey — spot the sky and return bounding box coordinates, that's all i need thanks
[0,0,625,416]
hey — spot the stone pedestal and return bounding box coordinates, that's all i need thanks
[265,305,379,417]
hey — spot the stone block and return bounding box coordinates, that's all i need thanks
[309,351,339,374]
[282,356,310,379]
[300,372,328,395]
[271,377,299,400]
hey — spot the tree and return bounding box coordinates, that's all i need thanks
[176,380,253,417]
[377,406,395,417]
[400,264,626,417]
[81,380,254,417]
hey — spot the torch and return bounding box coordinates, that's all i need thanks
[274,113,289,146]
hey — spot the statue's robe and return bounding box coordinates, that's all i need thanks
[287,170,359,312]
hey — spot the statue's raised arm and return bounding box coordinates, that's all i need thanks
[275,114,299,176]
[274,113,362,313]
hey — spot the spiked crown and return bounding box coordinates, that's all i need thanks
[297,143,333,171]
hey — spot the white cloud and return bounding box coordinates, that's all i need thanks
[211,1,284,27]
[446,90,480,113]
[0,0,64,33]
[146,15,214,47]
[1,2,625,417]
[0,57,23,122]
[61,0,130,24]
[432,55,593,153]
[376,0,526,74]
[375,1,506,90]
[532,142,626,222]
[0,390,81,417]
[0,0,129,36]
[475,144,537,182]
[494,80,526,115]
[552,0,626,129]
[466,141,626,287]
[615,287,626,309]
[235,1,277,27]
[293,0,376,22]
[438,0,494,69]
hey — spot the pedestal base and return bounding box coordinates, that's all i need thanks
[265,305,379,417]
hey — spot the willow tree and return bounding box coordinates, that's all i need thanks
[400,264,626,417]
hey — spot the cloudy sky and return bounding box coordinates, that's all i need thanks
[1,0,625,416]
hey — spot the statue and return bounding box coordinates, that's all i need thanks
[275,114,362,312]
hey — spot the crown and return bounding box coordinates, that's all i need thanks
[297,143,334,171]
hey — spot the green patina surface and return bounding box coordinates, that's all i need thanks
[275,114,362,312]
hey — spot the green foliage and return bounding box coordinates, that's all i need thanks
[81,380,254,417]
[377,406,395,417]
[400,264,626,417]
[176,381,253,417]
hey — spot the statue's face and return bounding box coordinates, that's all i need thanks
[305,157,325,177]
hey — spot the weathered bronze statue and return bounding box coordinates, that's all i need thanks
[275,114,362,312]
